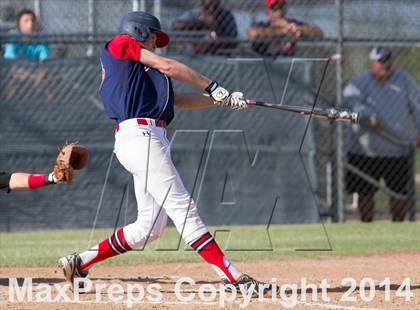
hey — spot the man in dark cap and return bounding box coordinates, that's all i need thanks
[247,0,323,57]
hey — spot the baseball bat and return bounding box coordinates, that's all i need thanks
[246,99,359,124]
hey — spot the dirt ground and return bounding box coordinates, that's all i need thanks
[0,253,419,310]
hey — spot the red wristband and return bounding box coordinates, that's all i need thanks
[28,174,49,189]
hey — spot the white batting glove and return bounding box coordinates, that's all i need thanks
[228,92,248,111]
[205,81,230,106]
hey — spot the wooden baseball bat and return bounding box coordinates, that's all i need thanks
[246,99,359,124]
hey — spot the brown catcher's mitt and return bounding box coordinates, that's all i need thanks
[54,142,89,183]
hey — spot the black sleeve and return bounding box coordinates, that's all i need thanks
[216,10,237,38]
[0,172,12,192]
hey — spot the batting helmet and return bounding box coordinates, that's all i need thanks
[118,11,169,48]
[369,47,393,62]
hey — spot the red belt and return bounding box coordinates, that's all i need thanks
[115,118,167,132]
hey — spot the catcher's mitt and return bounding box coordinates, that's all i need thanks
[54,142,89,183]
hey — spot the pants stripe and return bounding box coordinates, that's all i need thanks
[108,237,122,255]
[114,232,129,252]
[190,232,212,250]
[196,237,214,252]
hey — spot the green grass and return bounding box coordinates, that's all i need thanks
[0,222,419,267]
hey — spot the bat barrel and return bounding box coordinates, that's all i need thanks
[247,100,359,124]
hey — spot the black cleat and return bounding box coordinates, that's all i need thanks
[222,274,273,297]
[57,253,89,289]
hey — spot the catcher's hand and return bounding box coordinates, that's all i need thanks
[53,142,89,183]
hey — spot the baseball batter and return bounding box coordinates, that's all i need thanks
[58,11,270,293]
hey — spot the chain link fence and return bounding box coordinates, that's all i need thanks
[0,0,419,231]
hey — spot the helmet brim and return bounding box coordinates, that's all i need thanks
[151,29,169,48]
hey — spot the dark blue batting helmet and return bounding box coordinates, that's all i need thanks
[118,11,169,48]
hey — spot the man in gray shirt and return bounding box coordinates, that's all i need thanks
[343,47,420,222]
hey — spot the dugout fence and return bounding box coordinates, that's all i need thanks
[0,0,419,231]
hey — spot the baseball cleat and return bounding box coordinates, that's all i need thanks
[222,274,273,297]
[57,253,89,287]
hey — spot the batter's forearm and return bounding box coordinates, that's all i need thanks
[140,49,212,90]
[174,93,215,109]
[164,59,212,90]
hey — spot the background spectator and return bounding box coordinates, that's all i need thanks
[247,0,323,57]
[172,0,237,54]
[344,47,420,222]
[3,8,49,61]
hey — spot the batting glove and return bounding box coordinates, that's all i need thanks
[205,81,230,106]
[228,92,248,111]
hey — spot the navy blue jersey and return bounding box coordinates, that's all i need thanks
[99,36,175,124]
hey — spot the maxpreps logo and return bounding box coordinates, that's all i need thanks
[8,277,414,308]
[8,277,162,308]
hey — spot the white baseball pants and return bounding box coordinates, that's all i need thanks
[114,118,208,249]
